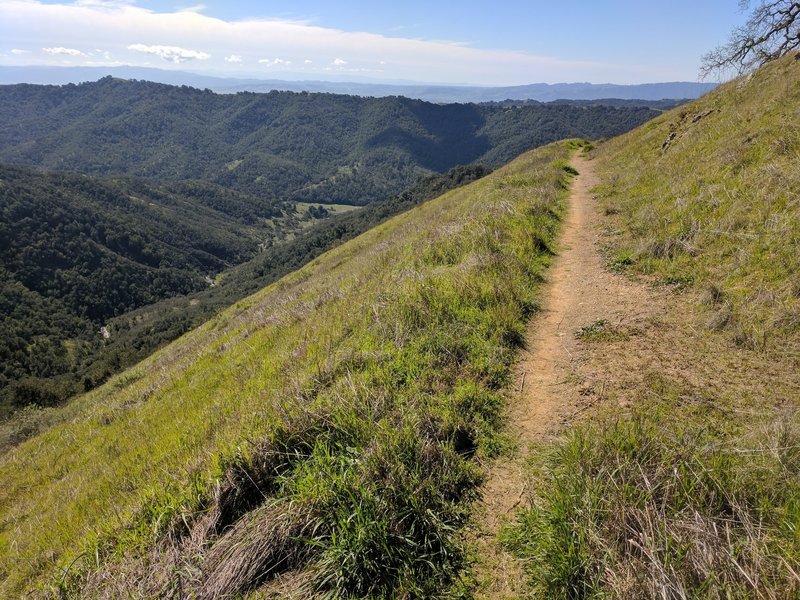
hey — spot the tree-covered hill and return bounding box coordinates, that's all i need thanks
[0,164,300,415]
[0,77,658,204]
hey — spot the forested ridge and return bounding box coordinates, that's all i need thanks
[0,164,304,416]
[0,77,659,204]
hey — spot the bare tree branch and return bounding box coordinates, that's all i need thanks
[701,1,800,79]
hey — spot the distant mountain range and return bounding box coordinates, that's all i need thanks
[0,77,660,204]
[0,65,717,103]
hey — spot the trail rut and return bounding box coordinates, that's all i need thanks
[469,151,654,597]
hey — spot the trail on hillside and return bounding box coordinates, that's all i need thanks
[469,152,655,597]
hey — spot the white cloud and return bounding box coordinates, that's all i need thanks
[43,46,86,56]
[178,4,206,13]
[304,59,313,64]
[128,43,210,63]
[258,58,291,67]
[0,0,669,84]
[10,48,29,54]
[74,0,136,7]
[224,54,242,63]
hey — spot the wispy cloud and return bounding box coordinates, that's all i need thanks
[10,48,30,54]
[43,46,86,56]
[128,44,210,63]
[0,0,659,84]
[224,54,242,63]
[178,4,206,13]
[73,0,136,8]
[258,58,291,67]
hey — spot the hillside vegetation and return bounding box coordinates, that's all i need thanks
[0,78,656,203]
[595,54,800,352]
[0,141,577,597]
[0,164,489,435]
[506,55,800,597]
[0,165,301,416]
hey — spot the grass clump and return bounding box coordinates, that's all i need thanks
[505,408,800,598]
[574,319,628,342]
[0,141,578,597]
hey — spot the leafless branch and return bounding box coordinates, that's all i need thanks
[701,1,800,79]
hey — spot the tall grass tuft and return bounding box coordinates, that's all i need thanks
[505,409,800,598]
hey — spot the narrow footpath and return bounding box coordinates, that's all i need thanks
[469,152,655,597]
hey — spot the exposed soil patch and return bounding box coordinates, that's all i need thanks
[468,145,800,596]
[468,152,663,597]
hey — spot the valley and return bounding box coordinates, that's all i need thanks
[0,80,656,421]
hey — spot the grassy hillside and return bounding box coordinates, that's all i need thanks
[506,56,800,597]
[594,54,800,352]
[0,141,578,597]
[0,77,655,203]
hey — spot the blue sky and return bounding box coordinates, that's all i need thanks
[0,0,747,84]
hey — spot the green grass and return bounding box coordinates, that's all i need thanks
[0,141,579,597]
[594,54,800,351]
[294,201,361,215]
[504,405,800,598]
[506,56,800,598]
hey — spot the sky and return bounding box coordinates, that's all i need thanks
[0,0,748,85]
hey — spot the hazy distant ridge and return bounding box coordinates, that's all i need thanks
[0,65,716,102]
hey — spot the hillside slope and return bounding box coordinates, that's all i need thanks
[0,165,297,415]
[504,55,800,597]
[0,164,489,438]
[594,54,800,352]
[0,78,656,203]
[0,141,577,597]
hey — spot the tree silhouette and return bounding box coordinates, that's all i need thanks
[701,1,800,78]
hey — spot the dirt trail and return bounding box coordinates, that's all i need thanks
[469,152,653,597]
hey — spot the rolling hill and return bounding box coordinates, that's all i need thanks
[0,139,576,597]
[0,78,659,417]
[0,65,717,103]
[0,77,657,204]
